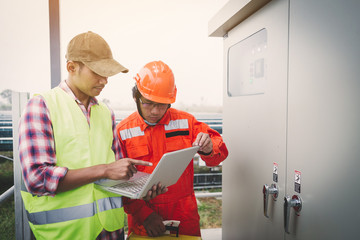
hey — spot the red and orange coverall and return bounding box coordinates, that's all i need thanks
[116,108,228,236]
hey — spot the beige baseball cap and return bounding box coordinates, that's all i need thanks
[65,31,128,77]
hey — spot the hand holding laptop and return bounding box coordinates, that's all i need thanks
[96,146,199,199]
[193,132,213,154]
[143,182,168,201]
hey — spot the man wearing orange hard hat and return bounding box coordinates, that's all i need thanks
[116,60,229,237]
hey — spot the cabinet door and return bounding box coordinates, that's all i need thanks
[286,0,360,239]
[222,1,288,239]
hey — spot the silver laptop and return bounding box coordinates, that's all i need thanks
[95,146,200,199]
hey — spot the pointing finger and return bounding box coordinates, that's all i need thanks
[129,159,153,166]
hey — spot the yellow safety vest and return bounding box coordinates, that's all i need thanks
[21,87,124,239]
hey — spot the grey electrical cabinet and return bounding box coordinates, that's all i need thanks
[209,0,360,239]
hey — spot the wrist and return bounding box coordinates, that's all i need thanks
[97,164,109,179]
[199,149,213,156]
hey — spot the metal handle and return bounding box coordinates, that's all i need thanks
[262,183,279,218]
[284,195,302,233]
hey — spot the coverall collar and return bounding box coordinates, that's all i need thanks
[136,109,171,131]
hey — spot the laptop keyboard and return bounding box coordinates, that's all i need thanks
[110,175,150,193]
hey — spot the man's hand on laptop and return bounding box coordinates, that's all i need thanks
[104,158,153,180]
[193,132,213,155]
[143,182,168,201]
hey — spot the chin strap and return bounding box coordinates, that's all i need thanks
[144,119,157,126]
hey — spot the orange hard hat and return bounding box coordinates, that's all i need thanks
[134,61,177,104]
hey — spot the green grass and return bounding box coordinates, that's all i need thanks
[0,198,15,240]
[0,152,15,240]
[198,197,222,229]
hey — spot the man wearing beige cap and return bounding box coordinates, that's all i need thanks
[18,31,166,240]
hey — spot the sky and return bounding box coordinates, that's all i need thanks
[0,0,228,111]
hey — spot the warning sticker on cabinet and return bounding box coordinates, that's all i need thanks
[273,162,278,183]
[294,170,301,193]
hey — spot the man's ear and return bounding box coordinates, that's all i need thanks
[66,61,77,73]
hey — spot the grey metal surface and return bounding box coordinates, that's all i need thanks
[49,0,61,88]
[286,0,360,239]
[12,92,31,240]
[222,0,289,239]
[220,0,360,239]
[208,0,272,37]
[195,192,222,198]
[0,186,14,204]
[201,228,222,240]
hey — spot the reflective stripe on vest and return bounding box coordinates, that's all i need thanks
[26,197,122,225]
[164,119,188,131]
[120,127,144,140]
[98,197,123,213]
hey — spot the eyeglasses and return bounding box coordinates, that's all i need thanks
[139,98,169,110]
